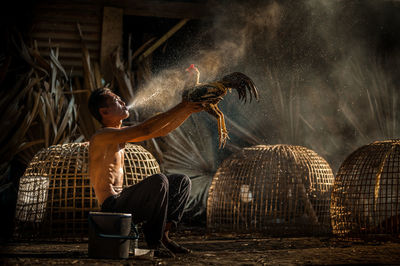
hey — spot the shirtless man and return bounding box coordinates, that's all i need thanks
[88,87,204,258]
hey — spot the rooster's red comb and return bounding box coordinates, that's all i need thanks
[185,64,196,72]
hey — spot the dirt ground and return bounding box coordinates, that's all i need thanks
[2,227,400,265]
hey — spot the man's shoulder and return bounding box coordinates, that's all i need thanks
[89,124,145,145]
[90,127,120,140]
[89,128,129,148]
[89,128,111,147]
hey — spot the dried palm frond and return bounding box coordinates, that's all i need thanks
[73,23,100,139]
[267,66,302,144]
[73,77,97,139]
[1,37,83,168]
[93,62,102,88]
[111,46,135,102]
[14,35,48,77]
[77,23,96,92]
[162,117,216,177]
[29,41,51,73]
[0,54,11,85]
[156,115,218,221]
[0,78,40,164]
[338,57,398,145]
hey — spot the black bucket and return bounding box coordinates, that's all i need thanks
[88,212,136,259]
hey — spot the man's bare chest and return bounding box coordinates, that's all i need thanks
[103,143,125,164]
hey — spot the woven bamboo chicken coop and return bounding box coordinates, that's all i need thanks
[14,142,160,239]
[331,139,400,240]
[207,145,334,235]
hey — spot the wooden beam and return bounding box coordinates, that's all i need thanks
[36,0,211,19]
[136,18,189,62]
[100,6,123,82]
[106,0,210,19]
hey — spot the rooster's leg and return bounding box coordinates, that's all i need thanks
[213,104,229,140]
[212,104,229,148]
[205,104,228,148]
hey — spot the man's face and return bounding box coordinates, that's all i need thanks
[103,92,129,120]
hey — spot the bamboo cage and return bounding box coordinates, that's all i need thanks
[331,139,400,241]
[14,142,160,240]
[207,144,334,235]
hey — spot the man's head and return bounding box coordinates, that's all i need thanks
[88,87,129,125]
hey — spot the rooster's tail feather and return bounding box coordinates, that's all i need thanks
[221,72,259,102]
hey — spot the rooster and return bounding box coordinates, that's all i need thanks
[182,64,259,148]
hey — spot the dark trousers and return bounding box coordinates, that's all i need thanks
[100,173,191,248]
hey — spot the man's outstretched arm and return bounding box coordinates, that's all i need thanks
[92,101,203,144]
[146,102,204,139]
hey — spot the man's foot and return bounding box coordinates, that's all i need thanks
[163,240,191,254]
[153,243,176,259]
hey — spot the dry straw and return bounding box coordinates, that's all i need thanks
[207,144,334,236]
[331,139,400,241]
[0,36,82,184]
[14,142,160,240]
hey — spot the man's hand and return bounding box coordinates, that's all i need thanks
[181,101,205,113]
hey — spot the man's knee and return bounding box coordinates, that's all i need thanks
[148,173,169,191]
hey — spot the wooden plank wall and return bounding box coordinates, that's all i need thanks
[29,0,210,77]
[100,7,123,82]
[30,1,103,77]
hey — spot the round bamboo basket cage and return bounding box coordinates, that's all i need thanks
[14,142,160,240]
[331,139,400,240]
[207,144,334,235]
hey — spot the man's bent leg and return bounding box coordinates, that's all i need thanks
[166,174,191,227]
[110,173,169,248]
[162,174,192,254]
